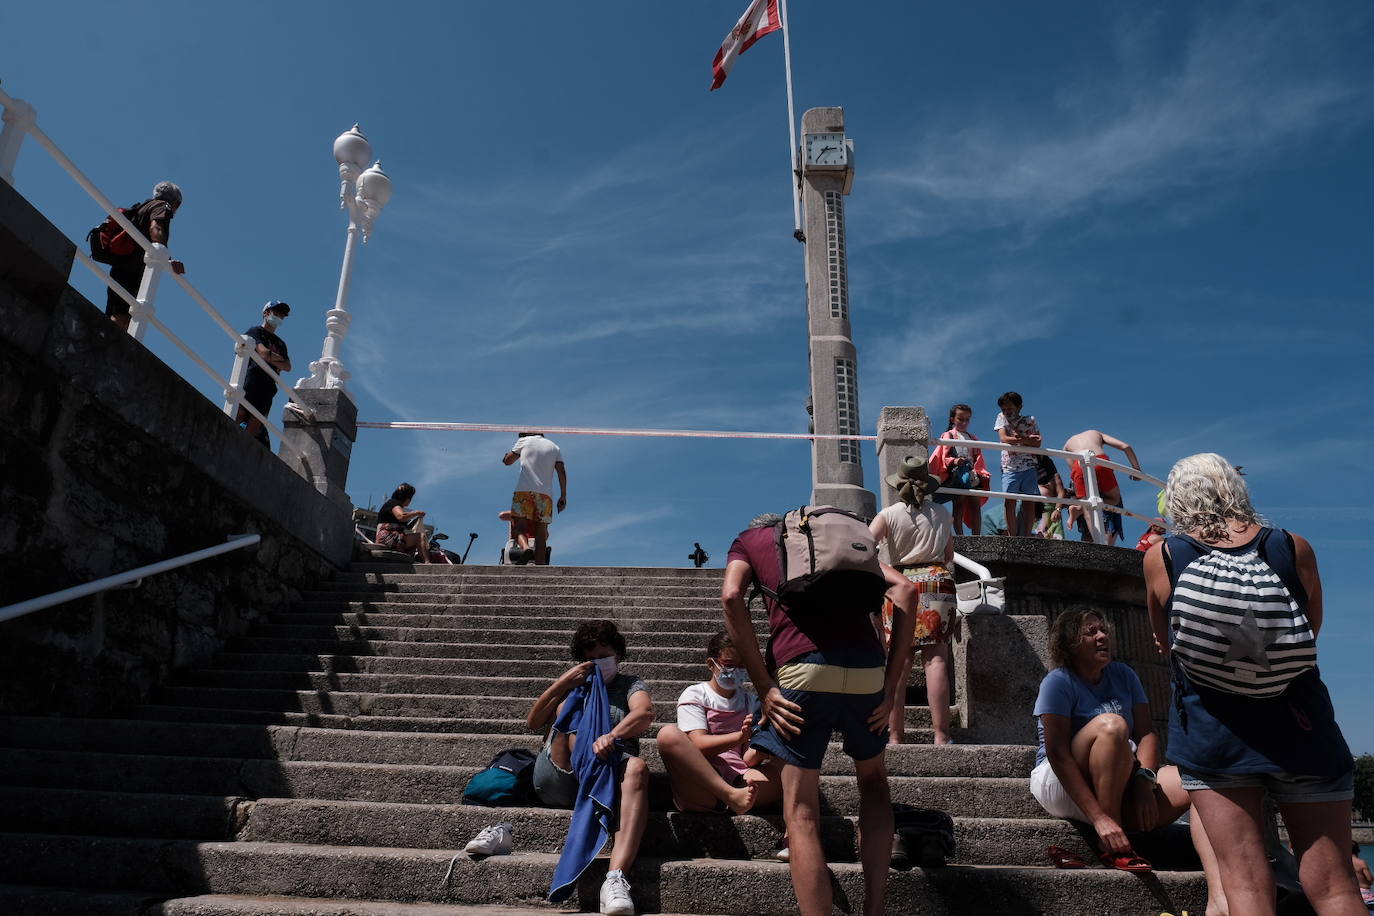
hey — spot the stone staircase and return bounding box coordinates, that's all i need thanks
[0,564,1208,915]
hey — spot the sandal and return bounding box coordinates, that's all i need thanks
[1045,845,1087,869]
[1098,849,1153,873]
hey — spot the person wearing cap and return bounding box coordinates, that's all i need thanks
[236,301,291,446]
[868,457,958,745]
[105,180,185,332]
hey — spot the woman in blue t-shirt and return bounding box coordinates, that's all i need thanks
[1031,608,1197,872]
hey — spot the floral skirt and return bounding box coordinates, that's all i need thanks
[882,563,956,649]
[376,523,409,548]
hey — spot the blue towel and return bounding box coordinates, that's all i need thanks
[547,672,620,903]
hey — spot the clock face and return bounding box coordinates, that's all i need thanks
[805,133,847,166]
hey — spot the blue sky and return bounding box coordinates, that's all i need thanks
[4,1,1371,751]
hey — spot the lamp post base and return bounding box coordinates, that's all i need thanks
[281,386,358,514]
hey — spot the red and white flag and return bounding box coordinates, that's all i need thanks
[710,0,781,91]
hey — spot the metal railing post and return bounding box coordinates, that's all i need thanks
[127,243,171,342]
[0,94,36,186]
[1080,450,1107,543]
[223,335,252,417]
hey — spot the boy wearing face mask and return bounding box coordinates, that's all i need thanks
[237,300,292,446]
[657,632,784,819]
[526,620,652,916]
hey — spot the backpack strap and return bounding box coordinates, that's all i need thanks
[1255,527,1307,607]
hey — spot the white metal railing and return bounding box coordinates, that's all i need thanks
[924,436,1166,544]
[0,534,261,624]
[0,87,315,462]
[951,553,993,580]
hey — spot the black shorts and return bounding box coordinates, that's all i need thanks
[105,260,144,317]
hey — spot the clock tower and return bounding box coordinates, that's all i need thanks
[799,107,875,519]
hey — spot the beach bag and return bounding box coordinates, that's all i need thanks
[87,200,150,264]
[956,577,1005,616]
[461,748,537,806]
[752,506,888,617]
[1167,529,1316,698]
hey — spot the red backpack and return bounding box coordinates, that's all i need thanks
[87,200,150,264]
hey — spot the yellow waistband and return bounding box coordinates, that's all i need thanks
[776,662,885,694]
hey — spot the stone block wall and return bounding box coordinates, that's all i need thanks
[0,179,347,717]
[951,536,1169,743]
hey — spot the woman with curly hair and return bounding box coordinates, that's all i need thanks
[1145,453,1360,914]
[527,620,652,915]
[1030,608,1194,872]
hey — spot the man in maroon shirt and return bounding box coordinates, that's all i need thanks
[721,512,916,916]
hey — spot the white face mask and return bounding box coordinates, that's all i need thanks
[593,655,618,683]
[264,313,285,329]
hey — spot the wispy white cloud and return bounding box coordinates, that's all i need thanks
[553,507,676,561]
[868,5,1372,238]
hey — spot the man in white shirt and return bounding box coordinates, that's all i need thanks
[502,432,567,565]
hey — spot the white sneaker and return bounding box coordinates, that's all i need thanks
[774,837,790,862]
[464,821,513,856]
[599,869,635,916]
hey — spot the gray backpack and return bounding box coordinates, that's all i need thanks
[753,506,889,616]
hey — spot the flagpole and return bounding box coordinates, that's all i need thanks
[780,0,804,242]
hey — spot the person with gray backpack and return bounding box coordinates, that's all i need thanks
[1144,453,1361,916]
[721,507,916,916]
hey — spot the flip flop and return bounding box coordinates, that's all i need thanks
[1045,845,1087,869]
[1099,850,1153,873]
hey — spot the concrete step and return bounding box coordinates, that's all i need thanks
[0,884,165,916]
[134,707,587,735]
[1,785,1088,865]
[0,788,244,840]
[171,670,755,700]
[248,625,765,649]
[0,717,1013,775]
[146,687,944,730]
[238,799,1108,867]
[307,581,725,597]
[298,593,729,610]
[287,604,744,624]
[199,654,931,690]
[260,614,763,637]
[0,748,1036,816]
[0,836,1210,915]
[203,653,718,681]
[347,564,721,579]
[154,897,676,916]
[223,638,753,663]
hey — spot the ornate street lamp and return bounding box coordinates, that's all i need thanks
[298,125,392,390]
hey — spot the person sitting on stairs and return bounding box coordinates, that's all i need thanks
[657,631,786,855]
[526,620,652,916]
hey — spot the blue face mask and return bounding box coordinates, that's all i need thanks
[714,666,741,689]
[265,313,285,329]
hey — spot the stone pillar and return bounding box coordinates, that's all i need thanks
[281,388,358,515]
[874,406,930,509]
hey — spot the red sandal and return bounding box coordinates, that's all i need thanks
[1045,845,1087,869]
[1098,849,1153,873]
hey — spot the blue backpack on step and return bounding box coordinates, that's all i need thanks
[462,748,537,806]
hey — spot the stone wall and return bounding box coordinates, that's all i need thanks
[949,536,1167,744]
[0,179,347,717]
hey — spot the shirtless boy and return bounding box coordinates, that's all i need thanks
[1062,429,1141,547]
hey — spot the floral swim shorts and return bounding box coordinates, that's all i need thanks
[511,490,554,525]
[882,563,956,648]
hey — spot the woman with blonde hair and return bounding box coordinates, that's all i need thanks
[1144,453,1361,915]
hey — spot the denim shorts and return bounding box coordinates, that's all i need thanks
[1178,767,1354,804]
[1002,467,1039,496]
[749,650,888,770]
